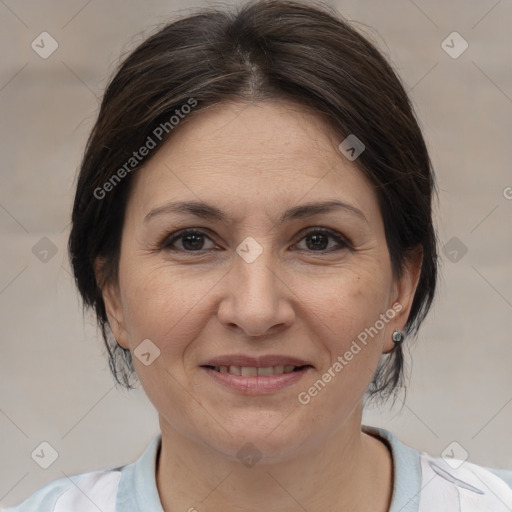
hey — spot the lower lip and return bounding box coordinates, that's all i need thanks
[201,366,311,395]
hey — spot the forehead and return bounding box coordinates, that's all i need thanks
[127,100,379,223]
[163,100,342,168]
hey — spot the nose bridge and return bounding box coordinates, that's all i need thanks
[217,235,294,335]
[234,238,277,304]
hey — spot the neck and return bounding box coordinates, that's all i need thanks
[155,404,393,512]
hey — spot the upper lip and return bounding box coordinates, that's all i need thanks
[201,355,313,368]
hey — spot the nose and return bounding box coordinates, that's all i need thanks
[217,247,295,337]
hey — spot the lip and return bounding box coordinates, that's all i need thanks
[201,365,312,395]
[200,354,313,368]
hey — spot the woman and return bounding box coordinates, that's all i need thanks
[5,1,511,511]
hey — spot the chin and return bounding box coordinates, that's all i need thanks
[202,419,314,465]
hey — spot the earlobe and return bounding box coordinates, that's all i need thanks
[94,258,129,349]
[383,246,423,353]
[103,282,129,349]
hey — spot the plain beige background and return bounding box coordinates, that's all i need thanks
[1,0,511,508]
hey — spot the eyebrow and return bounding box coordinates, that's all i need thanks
[144,199,368,225]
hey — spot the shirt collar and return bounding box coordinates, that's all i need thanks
[117,426,421,512]
[362,424,421,512]
[116,434,164,512]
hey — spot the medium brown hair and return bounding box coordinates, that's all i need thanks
[68,0,438,404]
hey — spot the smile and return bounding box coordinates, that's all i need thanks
[201,365,313,394]
[206,365,307,376]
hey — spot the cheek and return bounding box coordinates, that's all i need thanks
[305,263,392,390]
[314,263,391,335]
[119,261,217,353]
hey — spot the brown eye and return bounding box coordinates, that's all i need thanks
[294,228,350,252]
[162,230,217,252]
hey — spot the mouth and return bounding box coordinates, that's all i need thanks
[202,364,312,376]
[199,356,314,394]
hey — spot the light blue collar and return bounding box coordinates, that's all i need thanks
[362,424,421,512]
[116,434,164,512]
[117,426,422,512]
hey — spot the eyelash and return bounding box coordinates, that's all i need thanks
[159,227,351,254]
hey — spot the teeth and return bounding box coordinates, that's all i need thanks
[241,366,258,377]
[213,365,300,375]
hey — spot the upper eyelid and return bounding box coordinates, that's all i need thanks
[163,227,350,249]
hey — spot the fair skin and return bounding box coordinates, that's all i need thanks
[100,100,422,512]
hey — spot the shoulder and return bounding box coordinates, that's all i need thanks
[485,467,512,489]
[362,425,512,512]
[418,451,512,511]
[2,467,122,512]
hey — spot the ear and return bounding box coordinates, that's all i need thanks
[383,245,423,354]
[94,257,129,349]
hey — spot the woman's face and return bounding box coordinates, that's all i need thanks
[102,100,421,462]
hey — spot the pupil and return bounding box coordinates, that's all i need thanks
[182,234,204,250]
[306,233,328,250]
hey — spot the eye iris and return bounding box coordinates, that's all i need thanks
[182,233,204,250]
[306,233,328,251]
